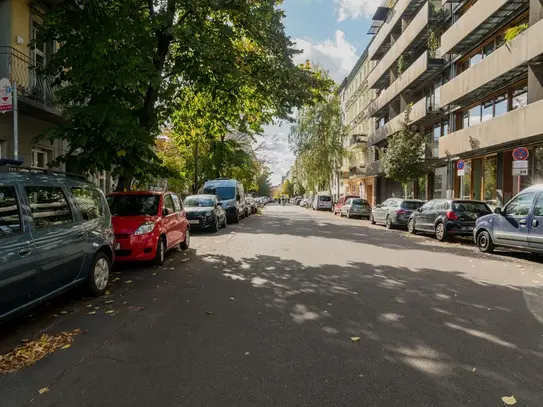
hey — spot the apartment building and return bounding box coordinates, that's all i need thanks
[362,0,543,206]
[338,48,377,205]
[0,0,112,192]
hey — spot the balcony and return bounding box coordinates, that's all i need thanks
[366,160,384,176]
[439,0,528,56]
[368,0,427,61]
[349,166,366,179]
[367,1,431,90]
[440,18,543,108]
[367,51,443,118]
[349,134,367,147]
[438,98,543,158]
[0,46,60,122]
[367,96,439,146]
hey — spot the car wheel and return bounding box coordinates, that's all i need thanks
[212,217,219,233]
[180,228,190,250]
[385,216,393,229]
[408,219,416,234]
[435,222,447,242]
[370,214,376,225]
[153,236,166,266]
[477,230,495,253]
[87,252,111,297]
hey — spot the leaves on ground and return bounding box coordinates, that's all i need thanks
[501,395,517,405]
[104,300,115,305]
[112,278,120,282]
[125,280,133,284]
[105,310,115,315]
[38,388,49,395]
[88,311,96,315]
[0,329,82,374]
[351,337,361,342]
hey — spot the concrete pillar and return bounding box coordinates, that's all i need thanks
[390,30,401,47]
[399,92,415,113]
[528,64,543,104]
[401,17,411,32]
[388,99,401,120]
[530,0,543,24]
[496,152,504,207]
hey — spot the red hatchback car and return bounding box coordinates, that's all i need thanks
[333,195,359,216]
[106,191,190,265]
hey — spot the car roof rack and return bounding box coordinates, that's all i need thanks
[0,159,87,181]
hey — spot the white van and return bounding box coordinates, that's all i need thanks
[312,192,333,211]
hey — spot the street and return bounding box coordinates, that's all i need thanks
[1,204,543,407]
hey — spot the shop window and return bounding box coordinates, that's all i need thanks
[434,166,447,198]
[534,147,543,183]
[0,140,6,158]
[459,161,472,199]
[483,156,497,203]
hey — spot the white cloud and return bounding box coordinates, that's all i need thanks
[335,0,381,21]
[292,30,358,83]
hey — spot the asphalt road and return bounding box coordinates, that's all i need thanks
[1,204,543,407]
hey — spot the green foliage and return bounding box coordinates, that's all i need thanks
[396,55,406,76]
[256,171,272,197]
[281,179,294,198]
[505,23,529,43]
[428,30,440,58]
[40,0,332,189]
[381,106,427,185]
[289,71,348,192]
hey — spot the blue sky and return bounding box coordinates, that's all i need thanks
[263,0,380,184]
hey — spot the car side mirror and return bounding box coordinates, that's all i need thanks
[417,208,422,212]
[163,207,169,216]
[494,207,502,215]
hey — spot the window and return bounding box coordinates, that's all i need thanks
[171,194,182,212]
[494,94,507,117]
[483,42,495,57]
[420,201,435,211]
[442,121,449,136]
[482,100,493,122]
[463,111,469,129]
[72,187,104,220]
[512,86,528,110]
[25,186,73,229]
[0,140,6,158]
[469,105,481,126]
[433,125,440,158]
[107,194,159,216]
[504,192,536,216]
[32,148,50,169]
[533,194,543,217]
[469,52,483,67]
[163,194,175,214]
[0,186,21,237]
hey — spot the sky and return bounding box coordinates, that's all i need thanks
[262,0,381,185]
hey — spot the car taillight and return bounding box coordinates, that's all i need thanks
[446,211,459,220]
[396,209,407,215]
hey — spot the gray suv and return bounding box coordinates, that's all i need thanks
[0,160,115,322]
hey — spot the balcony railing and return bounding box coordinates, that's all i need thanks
[0,46,57,109]
[349,134,367,147]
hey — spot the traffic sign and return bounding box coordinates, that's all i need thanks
[457,169,465,176]
[512,147,529,161]
[457,160,465,170]
[513,168,528,176]
[0,78,13,112]
[512,160,529,169]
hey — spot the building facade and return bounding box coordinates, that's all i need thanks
[0,0,113,192]
[359,0,543,206]
[339,49,377,205]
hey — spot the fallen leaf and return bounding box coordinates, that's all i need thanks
[61,344,71,350]
[105,310,115,314]
[88,311,96,315]
[351,337,361,342]
[244,352,250,356]
[38,388,49,395]
[152,273,157,276]
[472,367,476,372]
[104,300,114,305]
[501,395,517,405]
[105,290,111,295]
[229,297,235,301]
[86,304,92,308]
[112,278,120,282]
[125,280,133,284]
[206,311,212,315]
[59,311,68,315]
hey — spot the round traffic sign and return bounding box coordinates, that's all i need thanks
[512,147,529,161]
[457,160,465,170]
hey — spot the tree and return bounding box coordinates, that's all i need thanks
[40,0,332,189]
[256,170,272,197]
[381,106,427,185]
[281,179,294,198]
[289,75,347,192]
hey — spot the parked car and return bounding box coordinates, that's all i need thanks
[340,198,372,219]
[0,161,115,323]
[312,192,333,211]
[474,185,543,254]
[107,191,190,266]
[371,198,424,229]
[334,195,359,215]
[246,197,258,214]
[183,194,227,232]
[407,199,492,241]
[202,179,246,223]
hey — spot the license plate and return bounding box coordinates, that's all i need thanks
[115,243,120,250]
[189,220,199,225]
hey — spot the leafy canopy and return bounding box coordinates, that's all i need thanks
[41,0,331,184]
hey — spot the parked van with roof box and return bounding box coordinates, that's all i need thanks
[0,159,115,322]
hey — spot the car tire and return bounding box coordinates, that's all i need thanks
[477,230,495,253]
[153,236,166,266]
[212,217,220,233]
[370,214,376,225]
[408,219,416,234]
[435,222,447,242]
[180,228,190,250]
[87,251,111,297]
[385,216,393,229]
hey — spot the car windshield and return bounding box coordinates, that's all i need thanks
[203,186,235,200]
[453,201,491,215]
[319,196,331,202]
[107,195,160,216]
[184,197,214,207]
[402,201,423,210]
[352,199,368,206]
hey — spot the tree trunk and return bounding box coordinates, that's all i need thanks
[193,139,199,194]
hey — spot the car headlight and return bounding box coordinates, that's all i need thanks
[134,222,155,236]
[205,211,214,218]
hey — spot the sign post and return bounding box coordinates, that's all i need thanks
[457,160,465,198]
[512,147,529,194]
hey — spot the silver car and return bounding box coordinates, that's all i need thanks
[340,198,371,219]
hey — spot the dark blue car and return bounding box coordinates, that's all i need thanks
[0,162,115,322]
[474,185,543,254]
